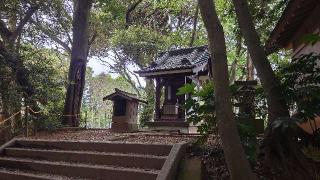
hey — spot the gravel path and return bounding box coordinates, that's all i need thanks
[28,129,197,145]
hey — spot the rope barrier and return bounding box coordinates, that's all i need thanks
[0,110,21,126]
[0,106,81,129]
[26,106,41,114]
[26,106,81,117]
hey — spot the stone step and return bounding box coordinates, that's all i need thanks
[0,156,159,180]
[15,139,172,156]
[146,121,189,127]
[4,147,166,170]
[0,168,85,180]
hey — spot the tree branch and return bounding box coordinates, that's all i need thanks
[88,30,97,49]
[0,40,17,68]
[122,68,141,96]
[125,0,143,28]
[127,67,143,89]
[0,19,12,40]
[11,5,39,40]
[31,19,72,53]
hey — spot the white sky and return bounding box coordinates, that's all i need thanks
[87,57,113,76]
[87,57,146,87]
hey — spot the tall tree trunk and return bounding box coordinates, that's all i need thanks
[232,0,315,179]
[198,1,257,179]
[63,0,93,127]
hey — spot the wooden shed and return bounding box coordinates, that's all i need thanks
[265,0,320,57]
[103,88,146,132]
[266,0,320,134]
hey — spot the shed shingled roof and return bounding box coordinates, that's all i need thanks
[103,88,147,103]
[265,0,319,54]
[136,46,210,74]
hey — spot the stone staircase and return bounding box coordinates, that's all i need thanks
[0,139,186,180]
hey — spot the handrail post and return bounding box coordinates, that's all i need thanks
[85,110,88,129]
[25,106,29,137]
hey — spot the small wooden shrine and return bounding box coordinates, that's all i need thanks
[136,46,211,133]
[103,88,146,132]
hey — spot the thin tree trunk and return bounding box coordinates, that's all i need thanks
[63,0,93,127]
[229,35,242,84]
[189,3,199,47]
[232,0,289,122]
[246,53,254,81]
[232,0,315,179]
[198,0,257,179]
[0,91,6,121]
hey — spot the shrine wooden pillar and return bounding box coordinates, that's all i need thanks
[155,78,161,120]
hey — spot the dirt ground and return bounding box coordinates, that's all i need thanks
[28,129,198,144]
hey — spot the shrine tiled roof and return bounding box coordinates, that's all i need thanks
[136,46,210,74]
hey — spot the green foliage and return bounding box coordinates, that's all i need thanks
[279,53,320,119]
[22,45,68,131]
[139,80,155,126]
[254,86,268,122]
[270,117,304,133]
[81,68,136,128]
[177,83,216,135]
[272,53,320,147]
[237,123,259,165]
[178,82,260,164]
[110,25,169,66]
[303,34,320,45]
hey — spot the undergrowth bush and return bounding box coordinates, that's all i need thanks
[177,82,259,164]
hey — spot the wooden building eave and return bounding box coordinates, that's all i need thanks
[265,0,319,54]
[137,68,193,77]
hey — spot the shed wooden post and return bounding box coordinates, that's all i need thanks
[155,78,161,121]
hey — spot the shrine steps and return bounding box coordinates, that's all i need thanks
[0,139,187,180]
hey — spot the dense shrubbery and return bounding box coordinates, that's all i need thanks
[279,53,320,120]
[177,83,216,135]
[177,82,259,164]
[177,53,320,164]
[276,53,320,147]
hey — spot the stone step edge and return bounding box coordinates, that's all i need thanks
[19,138,173,147]
[0,156,160,175]
[4,147,166,170]
[0,168,85,180]
[5,147,168,159]
[15,138,173,156]
[156,143,189,180]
